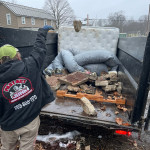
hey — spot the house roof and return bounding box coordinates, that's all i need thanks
[0,1,55,20]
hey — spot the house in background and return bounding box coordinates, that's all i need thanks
[0,1,56,30]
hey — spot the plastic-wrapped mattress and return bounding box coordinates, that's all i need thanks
[58,26,119,55]
[45,26,120,75]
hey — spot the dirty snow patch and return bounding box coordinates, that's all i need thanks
[37,130,80,143]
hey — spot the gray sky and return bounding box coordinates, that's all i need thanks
[3,0,150,20]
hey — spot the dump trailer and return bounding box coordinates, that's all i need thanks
[0,26,150,133]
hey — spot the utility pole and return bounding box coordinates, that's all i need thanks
[147,4,150,36]
[87,14,89,26]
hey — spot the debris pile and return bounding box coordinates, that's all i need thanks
[46,70,130,126]
[46,71,125,105]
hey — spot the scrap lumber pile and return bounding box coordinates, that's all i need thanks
[46,71,125,105]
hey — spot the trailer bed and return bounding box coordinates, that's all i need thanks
[41,97,139,131]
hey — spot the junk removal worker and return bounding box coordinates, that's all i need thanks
[0,25,55,150]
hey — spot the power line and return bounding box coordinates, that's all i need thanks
[75,18,147,22]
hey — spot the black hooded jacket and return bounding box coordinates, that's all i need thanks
[0,28,55,131]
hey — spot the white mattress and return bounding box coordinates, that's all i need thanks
[58,26,119,55]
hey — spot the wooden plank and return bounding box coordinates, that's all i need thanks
[56,90,126,105]
[57,90,67,97]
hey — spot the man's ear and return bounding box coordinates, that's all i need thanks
[16,52,22,60]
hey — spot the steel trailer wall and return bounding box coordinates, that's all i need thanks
[0,27,58,70]
[117,36,150,123]
[117,37,147,83]
[1,27,149,124]
[131,34,150,124]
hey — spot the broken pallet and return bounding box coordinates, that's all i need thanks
[56,90,126,105]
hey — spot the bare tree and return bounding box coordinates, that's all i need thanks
[44,0,75,29]
[11,0,17,4]
[97,19,108,27]
[123,15,148,35]
[139,15,148,35]
[104,11,148,36]
[107,11,126,32]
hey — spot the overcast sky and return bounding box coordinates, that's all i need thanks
[3,0,150,20]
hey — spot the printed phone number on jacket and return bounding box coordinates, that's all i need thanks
[14,95,37,110]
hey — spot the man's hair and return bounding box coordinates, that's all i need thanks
[0,55,18,65]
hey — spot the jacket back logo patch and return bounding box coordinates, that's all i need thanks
[2,77,34,104]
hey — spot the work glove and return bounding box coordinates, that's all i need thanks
[43,25,54,30]
[44,68,55,76]
[55,68,63,75]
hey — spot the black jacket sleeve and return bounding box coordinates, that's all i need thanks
[23,28,48,70]
[0,97,3,119]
